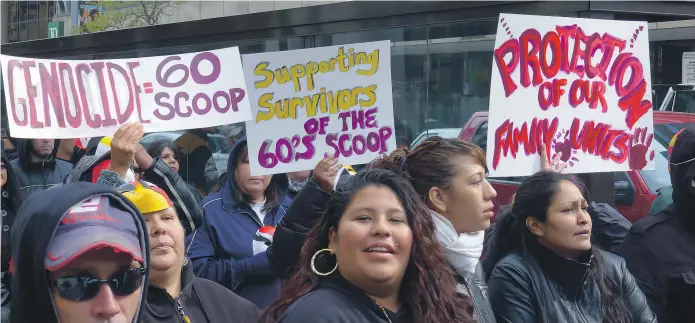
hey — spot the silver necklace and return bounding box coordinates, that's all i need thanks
[372,299,393,323]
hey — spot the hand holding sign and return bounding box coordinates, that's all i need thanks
[313,157,342,193]
[540,142,567,173]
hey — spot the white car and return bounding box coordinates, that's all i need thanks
[410,128,463,149]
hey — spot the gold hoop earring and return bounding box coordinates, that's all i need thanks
[311,248,338,276]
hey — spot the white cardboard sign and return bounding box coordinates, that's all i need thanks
[1,47,252,138]
[487,14,654,177]
[242,40,396,176]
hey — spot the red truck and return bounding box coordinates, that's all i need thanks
[458,111,695,223]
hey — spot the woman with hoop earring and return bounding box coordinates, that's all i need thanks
[261,169,475,323]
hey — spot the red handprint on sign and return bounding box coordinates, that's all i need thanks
[628,127,654,170]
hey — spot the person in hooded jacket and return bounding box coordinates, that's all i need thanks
[10,138,73,197]
[9,182,150,323]
[186,137,291,309]
[619,126,695,323]
[116,181,260,323]
[0,149,22,322]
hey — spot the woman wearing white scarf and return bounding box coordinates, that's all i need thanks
[430,210,485,277]
[372,138,567,323]
[372,136,497,323]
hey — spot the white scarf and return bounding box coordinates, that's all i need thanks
[430,210,484,277]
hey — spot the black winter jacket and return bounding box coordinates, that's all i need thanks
[141,158,204,235]
[10,139,72,197]
[488,241,656,323]
[141,258,259,323]
[618,126,695,323]
[278,275,413,323]
[266,179,332,279]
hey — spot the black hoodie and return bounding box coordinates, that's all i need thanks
[9,139,73,197]
[619,126,695,323]
[9,182,150,323]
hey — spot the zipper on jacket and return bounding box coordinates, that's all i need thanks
[42,161,48,189]
[176,297,191,323]
[461,275,484,323]
[574,270,590,323]
[238,208,263,227]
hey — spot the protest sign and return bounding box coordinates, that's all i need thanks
[242,40,396,176]
[487,14,654,177]
[1,47,251,138]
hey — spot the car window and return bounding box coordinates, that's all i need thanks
[141,135,165,150]
[672,91,695,113]
[471,122,488,149]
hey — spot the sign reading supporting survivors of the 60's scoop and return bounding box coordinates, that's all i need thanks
[1,47,251,138]
[487,14,654,177]
[242,40,396,176]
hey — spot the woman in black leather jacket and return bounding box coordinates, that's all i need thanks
[485,171,656,323]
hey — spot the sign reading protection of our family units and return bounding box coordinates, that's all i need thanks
[243,40,396,176]
[487,14,655,177]
[1,47,252,138]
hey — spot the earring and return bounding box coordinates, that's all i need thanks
[311,248,338,276]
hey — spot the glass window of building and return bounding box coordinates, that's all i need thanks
[7,1,72,43]
[315,25,428,147]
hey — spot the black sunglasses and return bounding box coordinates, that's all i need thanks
[53,267,146,302]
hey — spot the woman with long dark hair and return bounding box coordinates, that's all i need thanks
[262,168,474,323]
[1,148,23,321]
[485,171,655,323]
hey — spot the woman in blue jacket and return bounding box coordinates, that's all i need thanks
[186,137,291,309]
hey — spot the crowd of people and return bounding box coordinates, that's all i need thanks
[0,121,693,322]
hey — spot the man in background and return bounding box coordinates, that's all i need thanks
[10,139,73,197]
